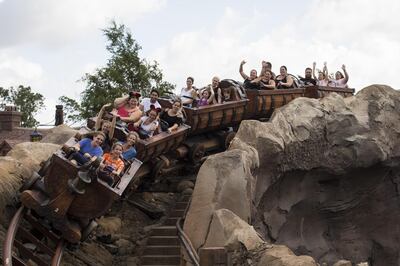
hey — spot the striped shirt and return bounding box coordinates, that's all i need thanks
[102,153,125,173]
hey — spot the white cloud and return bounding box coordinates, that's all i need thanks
[152,1,400,92]
[0,0,166,48]
[0,49,44,88]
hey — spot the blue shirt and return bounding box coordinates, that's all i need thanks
[78,138,103,157]
[122,146,137,160]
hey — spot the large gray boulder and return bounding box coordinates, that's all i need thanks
[228,85,400,264]
[185,85,400,265]
[184,149,256,250]
[41,124,77,145]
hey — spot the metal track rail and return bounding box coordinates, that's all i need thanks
[3,206,65,266]
[176,197,200,266]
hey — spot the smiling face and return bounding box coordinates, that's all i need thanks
[335,71,343,80]
[202,90,210,98]
[112,144,123,157]
[264,71,271,80]
[150,91,159,102]
[280,66,287,76]
[305,68,312,79]
[128,97,139,107]
[172,101,181,111]
[186,78,193,88]
[212,77,220,88]
[93,134,105,147]
[148,109,158,120]
[250,69,257,80]
[126,133,137,145]
[101,121,111,133]
[223,88,232,100]
[318,72,324,80]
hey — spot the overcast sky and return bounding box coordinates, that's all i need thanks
[0,0,399,125]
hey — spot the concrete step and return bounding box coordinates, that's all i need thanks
[141,255,180,265]
[151,226,177,236]
[147,236,179,246]
[169,209,185,217]
[143,245,180,256]
[164,218,179,226]
[179,195,191,202]
[175,202,188,209]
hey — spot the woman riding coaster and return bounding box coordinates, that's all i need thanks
[112,91,143,130]
[160,99,183,133]
[122,132,139,161]
[69,132,105,166]
[180,77,197,107]
[134,106,160,139]
[276,66,294,89]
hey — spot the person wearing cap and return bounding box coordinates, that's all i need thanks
[134,106,160,139]
[112,91,143,129]
[140,89,161,113]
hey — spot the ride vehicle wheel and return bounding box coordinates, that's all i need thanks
[188,143,205,164]
[81,220,98,241]
[38,158,52,176]
[152,159,166,181]
[221,131,236,150]
[19,172,41,192]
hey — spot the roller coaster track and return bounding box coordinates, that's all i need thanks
[3,206,65,266]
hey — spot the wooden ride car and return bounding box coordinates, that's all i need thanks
[244,88,305,119]
[19,128,141,244]
[304,85,355,99]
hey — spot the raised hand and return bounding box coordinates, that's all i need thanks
[342,64,346,71]
[240,60,246,65]
[313,62,316,67]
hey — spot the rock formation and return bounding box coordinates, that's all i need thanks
[40,124,77,145]
[185,85,400,265]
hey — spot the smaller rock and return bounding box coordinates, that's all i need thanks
[182,188,193,195]
[142,192,154,202]
[333,260,352,266]
[126,256,139,266]
[357,263,369,266]
[96,216,122,235]
[176,180,194,192]
[103,243,118,254]
[116,239,133,255]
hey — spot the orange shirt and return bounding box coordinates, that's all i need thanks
[102,153,125,173]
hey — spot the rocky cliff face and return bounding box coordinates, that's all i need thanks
[185,85,400,265]
[234,85,400,265]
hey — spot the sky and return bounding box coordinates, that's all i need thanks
[0,0,399,125]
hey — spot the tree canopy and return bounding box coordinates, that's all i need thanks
[60,21,175,122]
[0,85,45,127]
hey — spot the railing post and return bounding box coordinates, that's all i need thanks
[199,247,228,266]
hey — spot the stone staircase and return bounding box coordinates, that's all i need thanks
[141,196,190,266]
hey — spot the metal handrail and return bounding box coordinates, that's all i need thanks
[176,197,200,266]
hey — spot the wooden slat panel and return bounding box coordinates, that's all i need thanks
[274,95,284,109]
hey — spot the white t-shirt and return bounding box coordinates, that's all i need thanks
[139,116,159,137]
[140,98,161,113]
[330,78,348,88]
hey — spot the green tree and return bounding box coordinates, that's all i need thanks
[61,21,175,122]
[0,85,45,127]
